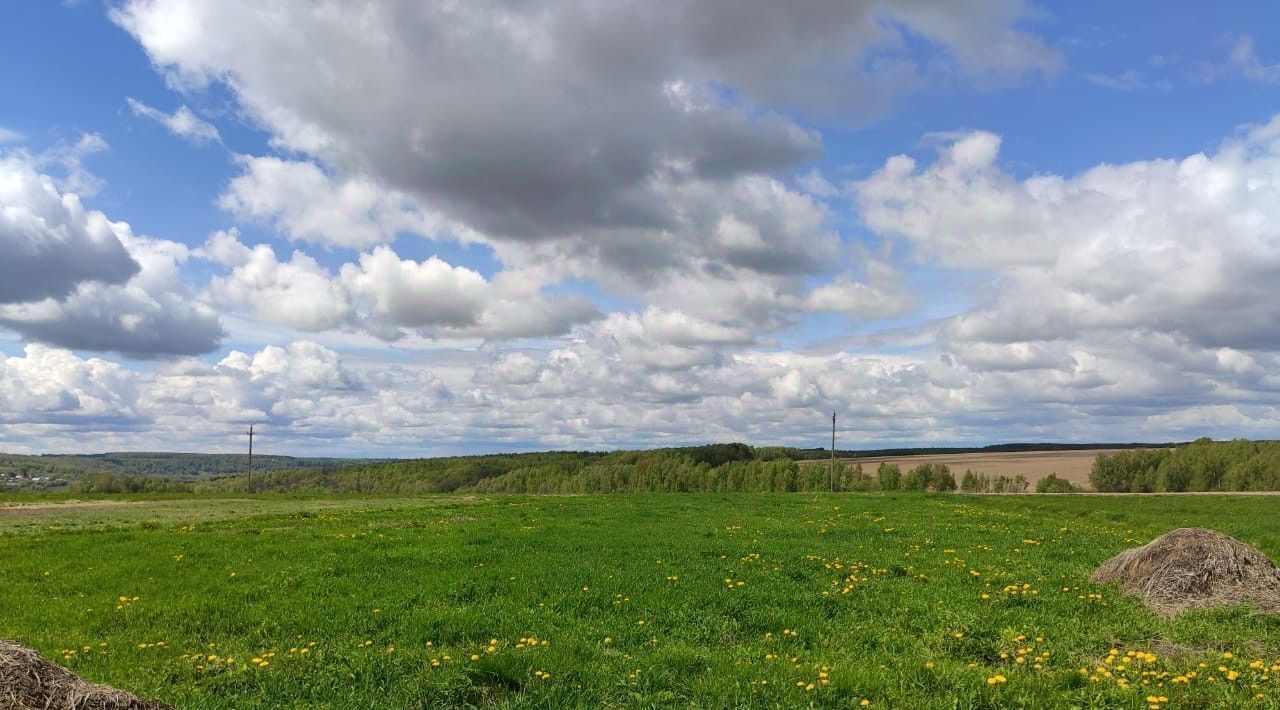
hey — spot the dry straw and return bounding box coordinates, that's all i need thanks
[0,640,169,710]
[1091,527,1280,617]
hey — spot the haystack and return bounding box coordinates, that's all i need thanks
[1091,527,1280,617]
[0,640,169,710]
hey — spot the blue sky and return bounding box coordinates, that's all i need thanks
[2,1,1280,455]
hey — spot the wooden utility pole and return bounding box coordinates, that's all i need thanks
[246,425,255,494]
[830,412,836,492]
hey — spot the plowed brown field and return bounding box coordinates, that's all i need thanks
[805,449,1131,489]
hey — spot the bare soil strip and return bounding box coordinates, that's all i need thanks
[0,499,141,516]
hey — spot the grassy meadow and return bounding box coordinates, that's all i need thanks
[3,493,1280,708]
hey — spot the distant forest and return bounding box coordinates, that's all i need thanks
[18,441,1268,496]
[791,441,1172,460]
[193,444,852,495]
[190,442,1131,495]
[193,440,1273,495]
[0,452,364,487]
[1090,438,1280,492]
[0,442,1163,484]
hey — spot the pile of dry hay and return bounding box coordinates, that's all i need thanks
[0,640,169,710]
[1091,527,1280,617]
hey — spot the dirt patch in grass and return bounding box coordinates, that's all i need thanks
[0,500,141,517]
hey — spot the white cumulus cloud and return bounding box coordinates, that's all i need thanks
[201,232,598,341]
[0,233,224,357]
[855,117,1280,352]
[0,153,138,303]
[218,156,478,248]
[126,97,221,144]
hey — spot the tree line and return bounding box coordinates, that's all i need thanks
[72,439,1280,496]
[194,446,1017,495]
[69,473,195,494]
[0,452,357,482]
[1089,438,1280,492]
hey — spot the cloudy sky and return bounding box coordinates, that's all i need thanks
[2,1,1280,456]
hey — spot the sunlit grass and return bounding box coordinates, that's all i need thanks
[2,494,1279,708]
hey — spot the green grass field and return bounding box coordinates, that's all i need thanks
[3,494,1280,708]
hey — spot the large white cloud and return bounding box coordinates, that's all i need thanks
[7,323,1280,454]
[114,0,1054,345]
[144,341,361,428]
[202,229,355,332]
[340,248,489,329]
[804,262,912,321]
[0,341,459,452]
[855,117,1280,351]
[202,232,598,341]
[0,233,225,357]
[218,156,479,248]
[21,0,1280,454]
[0,152,223,357]
[482,171,850,338]
[0,345,139,425]
[0,154,139,304]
